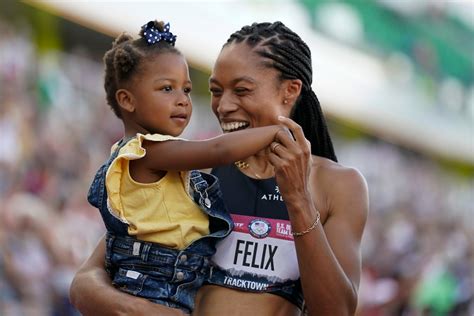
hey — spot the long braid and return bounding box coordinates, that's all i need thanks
[225,22,337,162]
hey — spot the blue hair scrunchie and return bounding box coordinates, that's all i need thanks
[141,21,177,46]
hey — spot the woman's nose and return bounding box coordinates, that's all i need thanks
[215,93,239,115]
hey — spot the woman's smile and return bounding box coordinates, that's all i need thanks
[220,121,250,133]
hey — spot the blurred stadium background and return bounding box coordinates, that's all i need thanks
[0,1,472,315]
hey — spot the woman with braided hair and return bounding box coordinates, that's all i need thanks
[70,21,368,316]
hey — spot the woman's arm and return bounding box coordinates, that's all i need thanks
[139,125,284,171]
[69,235,186,316]
[268,117,368,316]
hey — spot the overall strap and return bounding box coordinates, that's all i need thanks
[109,136,134,160]
[189,170,211,208]
[87,136,136,235]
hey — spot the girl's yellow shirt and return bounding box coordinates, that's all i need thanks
[105,133,209,249]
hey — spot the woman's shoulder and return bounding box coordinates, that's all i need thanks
[312,156,366,184]
[310,156,368,214]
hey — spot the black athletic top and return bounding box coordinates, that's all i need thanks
[213,163,289,219]
[207,164,304,309]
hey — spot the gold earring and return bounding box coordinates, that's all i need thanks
[283,99,288,104]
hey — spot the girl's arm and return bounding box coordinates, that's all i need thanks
[139,125,284,171]
[69,235,187,316]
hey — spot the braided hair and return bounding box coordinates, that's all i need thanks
[225,22,337,162]
[103,20,180,118]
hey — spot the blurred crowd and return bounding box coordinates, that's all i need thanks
[338,141,473,315]
[0,21,116,315]
[0,19,472,316]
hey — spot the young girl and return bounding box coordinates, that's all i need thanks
[87,20,286,314]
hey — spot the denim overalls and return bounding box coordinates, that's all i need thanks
[87,138,233,313]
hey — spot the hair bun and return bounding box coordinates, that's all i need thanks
[114,45,136,77]
[112,33,133,47]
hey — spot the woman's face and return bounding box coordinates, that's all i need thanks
[209,43,289,133]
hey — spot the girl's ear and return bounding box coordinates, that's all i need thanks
[281,79,303,109]
[116,89,135,113]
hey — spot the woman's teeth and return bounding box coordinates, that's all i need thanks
[221,122,249,132]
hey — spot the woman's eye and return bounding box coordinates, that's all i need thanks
[209,87,222,96]
[162,86,172,92]
[234,87,249,94]
[184,87,192,94]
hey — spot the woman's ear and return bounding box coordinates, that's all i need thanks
[282,79,303,108]
[116,89,135,113]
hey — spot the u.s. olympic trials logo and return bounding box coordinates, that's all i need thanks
[248,219,271,239]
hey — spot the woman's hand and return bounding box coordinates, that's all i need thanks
[268,116,312,206]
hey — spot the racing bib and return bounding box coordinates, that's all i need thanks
[210,214,299,291]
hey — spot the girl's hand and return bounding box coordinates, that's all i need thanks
[268,116,312,207]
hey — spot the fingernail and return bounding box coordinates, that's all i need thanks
[278,115,285,120]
